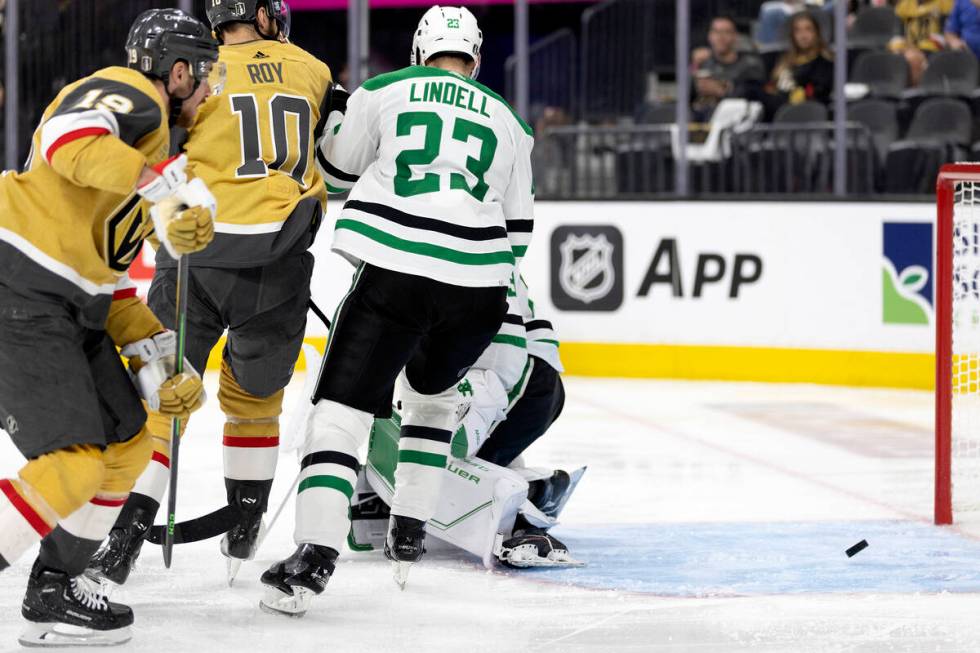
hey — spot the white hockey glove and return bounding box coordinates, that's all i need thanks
[121,331,205,418]
[454,369,509,458]
[137,154,216,258]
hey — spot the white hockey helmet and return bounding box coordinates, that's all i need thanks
[411,5,483,78]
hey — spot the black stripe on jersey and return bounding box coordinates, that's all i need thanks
[300,451,360,472]
[401,425,452,443]
[317,147,360,183]
[525,319,554,331]
[506,219,533,233]
[53,78,162,147]
[345,200,509,242]
[502,313,524,326]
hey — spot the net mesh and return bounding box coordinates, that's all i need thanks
[951,180,980,516]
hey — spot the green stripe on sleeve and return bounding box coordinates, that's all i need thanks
[336,218,515,266]
[325,182,348,194]
[536,339,560,347]
[492,334,527,348]
[297,475,354,499]
[398,450,447,468]
[511,245,528,257]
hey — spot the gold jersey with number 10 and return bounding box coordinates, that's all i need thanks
[176,39,332,267]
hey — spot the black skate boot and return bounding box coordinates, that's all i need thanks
[384,515,426,590]
[259,544,338,617]
[220,480,270,586]
[19,557,134,647]
[527,469,571,518]
[87,496,157,585]
[497,522,583,569]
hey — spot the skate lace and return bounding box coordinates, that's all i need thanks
[70,574,109,611]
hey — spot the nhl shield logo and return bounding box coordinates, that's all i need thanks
[559,234,615,304]
[550,225,624,311]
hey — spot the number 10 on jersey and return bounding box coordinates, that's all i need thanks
[230,93,312,186]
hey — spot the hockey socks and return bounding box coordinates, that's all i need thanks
[294,400,370,552]
[0,479,54,569]
[390,425,451,521]
[222,421,279,505]
[43,493,128,576]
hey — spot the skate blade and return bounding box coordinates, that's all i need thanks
[391,560,412,590]
[501,555,586,569]
[499,545,586,569]
[226,557,243,587]
[18,622,132,647]
[258,586,313,617]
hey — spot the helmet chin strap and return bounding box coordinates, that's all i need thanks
[166,75,202,127]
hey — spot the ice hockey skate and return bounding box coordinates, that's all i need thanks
[259,544,337,617]
[384,515,426,590]
[19,558,133,647]
[220,484,267,586]
[497,525,583,569]
[87,504,155,586]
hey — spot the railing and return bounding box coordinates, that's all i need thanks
[534,122,881,199]
[731,123,877,195]
[580,0,658,123]
[5,0,175,167]
[505,28,578,121]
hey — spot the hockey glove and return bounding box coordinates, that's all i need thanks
[157,373,205,419]
[121,331,206,415]
[313,82,349,142]
[137,154,217,258]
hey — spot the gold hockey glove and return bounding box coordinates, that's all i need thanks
[157,372,205,420]
[155,201,215,255]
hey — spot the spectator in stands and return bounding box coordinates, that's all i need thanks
[757,0,834,45]
[944,0,980,58]
[890,0,953,86]
[765,12,835,114]
[690,16,766,121]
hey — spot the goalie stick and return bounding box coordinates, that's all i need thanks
[147,300,330,548]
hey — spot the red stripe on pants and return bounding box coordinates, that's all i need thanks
[0,479,52,537]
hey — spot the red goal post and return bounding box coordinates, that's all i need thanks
[936,163,980,525]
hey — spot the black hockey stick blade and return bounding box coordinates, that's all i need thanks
[147,504,242,545]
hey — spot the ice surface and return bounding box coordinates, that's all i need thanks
[3,375,980,651]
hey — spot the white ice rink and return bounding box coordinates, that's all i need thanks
[4,373,980,652]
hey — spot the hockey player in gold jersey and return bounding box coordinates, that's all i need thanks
[90,0,334,587]
[0,9,219,647]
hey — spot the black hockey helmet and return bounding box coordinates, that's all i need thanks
[126,9,219,84]
[206,0,290,42]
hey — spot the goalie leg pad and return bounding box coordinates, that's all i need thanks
[293,399,370,552]
[390,375,455,523]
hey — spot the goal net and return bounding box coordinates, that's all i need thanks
[936,164,980,524]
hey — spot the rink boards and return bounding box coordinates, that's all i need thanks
[129,200,936,388]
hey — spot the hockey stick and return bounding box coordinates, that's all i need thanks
[163,254,190,568]
[148,300,332,549]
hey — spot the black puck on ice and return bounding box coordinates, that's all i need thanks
[845,540,868,558]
